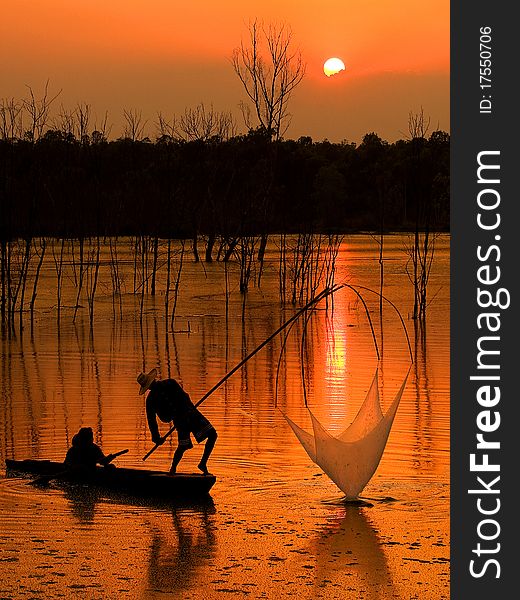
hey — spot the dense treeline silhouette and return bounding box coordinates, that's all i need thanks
[0,127,449,241]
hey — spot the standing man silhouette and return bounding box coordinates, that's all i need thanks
[137,369,217,475]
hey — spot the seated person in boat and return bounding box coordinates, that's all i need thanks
[64,427,115,470]
[137,368,218,475]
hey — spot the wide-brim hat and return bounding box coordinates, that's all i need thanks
[137,368,157,395]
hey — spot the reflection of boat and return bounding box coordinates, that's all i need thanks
[61,481,217,525]
[5,459,216,498]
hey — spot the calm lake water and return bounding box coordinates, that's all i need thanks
[0,234,449,599]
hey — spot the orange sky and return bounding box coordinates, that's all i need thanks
[1,0,449,142]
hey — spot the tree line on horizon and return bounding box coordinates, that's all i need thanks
[0,120,449,241]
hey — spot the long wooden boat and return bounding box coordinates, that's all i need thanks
[5,459,216,498]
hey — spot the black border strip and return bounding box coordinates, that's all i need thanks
[451,2,515,596]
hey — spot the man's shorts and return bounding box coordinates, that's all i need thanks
[177,410,215,448]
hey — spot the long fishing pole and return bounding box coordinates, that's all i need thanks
[274,282,414,411]
[142,285,340,461]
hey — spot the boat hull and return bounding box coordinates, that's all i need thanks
[5,459,216,498]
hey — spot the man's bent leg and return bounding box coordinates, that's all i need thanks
[198,429,217,474]
[170,430,193,474]
[170,446,188,474]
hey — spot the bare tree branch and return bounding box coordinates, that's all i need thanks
[0,98,24,141]
[179,103,236,141]
[408,106,431,140]
[23,80,62,141]
[123,108,147,141]
[156,112,179,141]
[232,20,305,139]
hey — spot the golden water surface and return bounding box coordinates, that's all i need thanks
[0,234,449,599]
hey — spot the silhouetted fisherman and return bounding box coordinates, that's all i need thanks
[137,368,218,475]
[64,427,116,470]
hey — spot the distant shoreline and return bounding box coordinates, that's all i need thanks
[0,131,449,238]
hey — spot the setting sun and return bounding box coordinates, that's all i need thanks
[323,57,346,77]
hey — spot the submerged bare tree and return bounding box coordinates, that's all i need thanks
[278,234,342,306]
[404,231,438,320]
[406,107,436,320]
[232,20,306,139]
[2,239,33,332]
[29,238,46,328]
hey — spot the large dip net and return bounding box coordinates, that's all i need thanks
[277,284,412,499]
